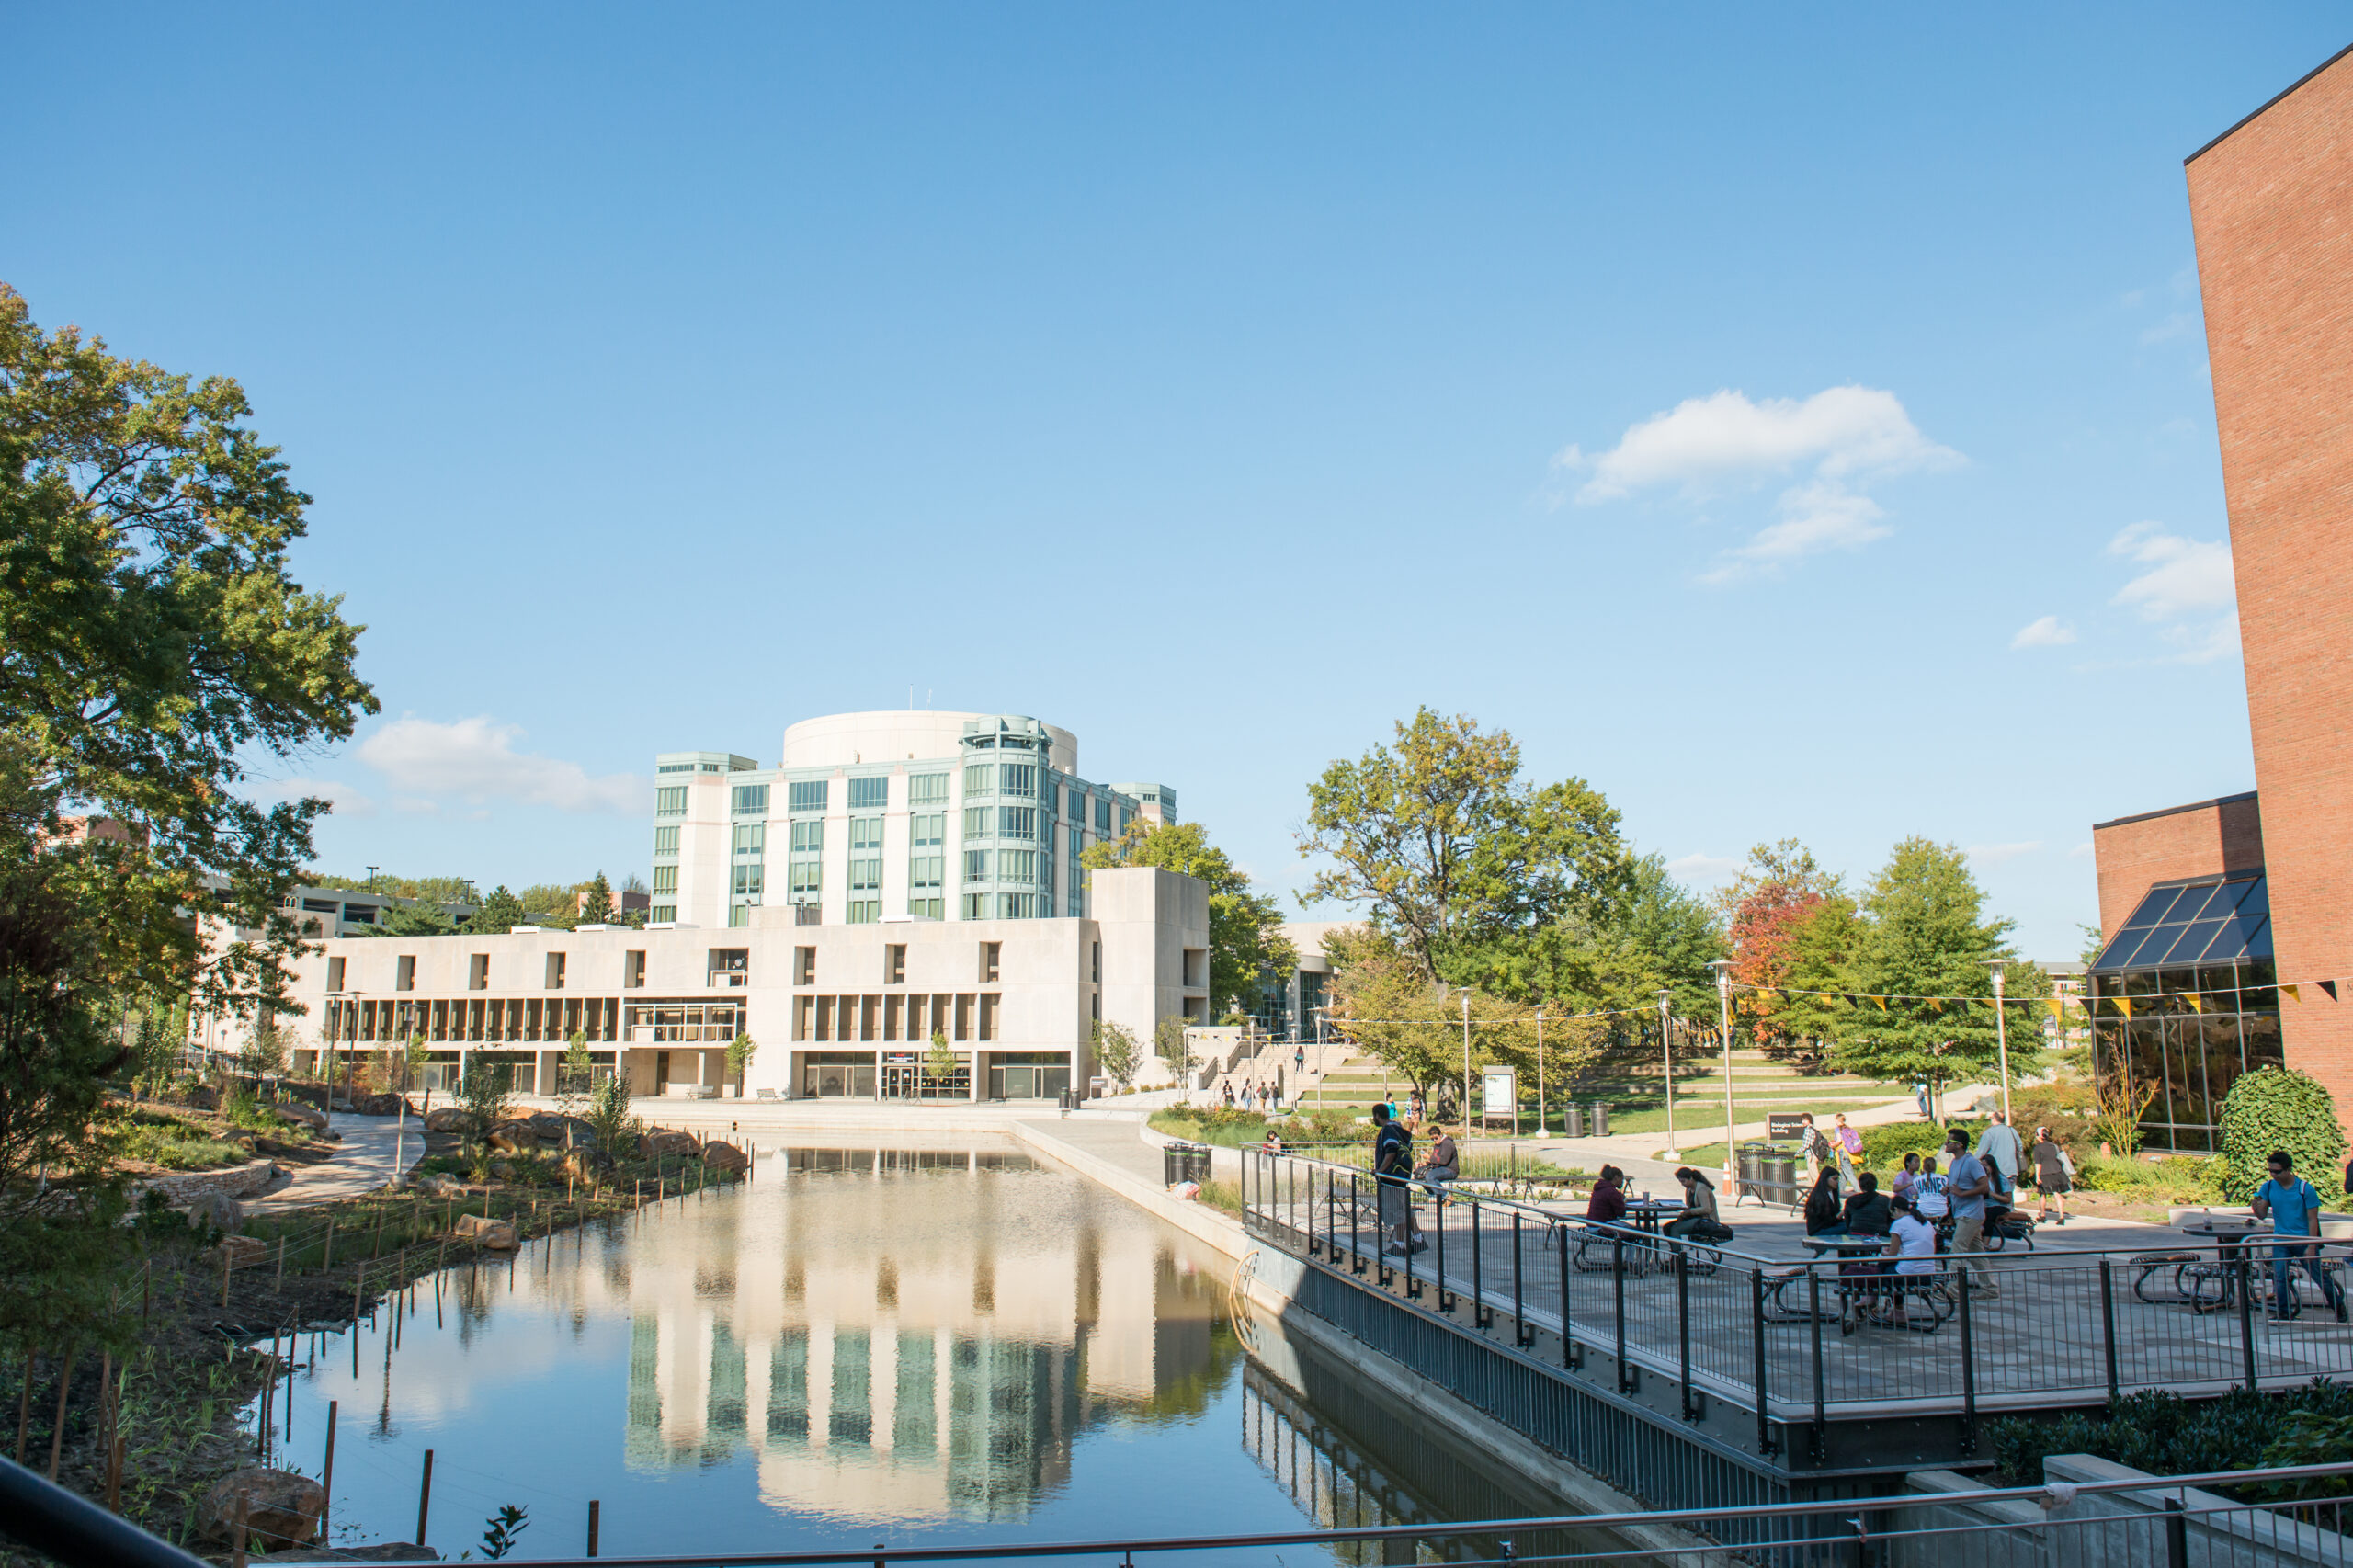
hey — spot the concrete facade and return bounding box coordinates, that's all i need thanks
[2184,43,2353,1107]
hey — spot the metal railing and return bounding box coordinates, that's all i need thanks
[1241,1147,2353,1438]
[12,1448,2353,1568]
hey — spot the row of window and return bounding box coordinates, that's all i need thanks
[795,991,1000,1043]
[659,771,1126,828]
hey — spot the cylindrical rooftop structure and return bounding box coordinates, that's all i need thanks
[780,710,1078,774]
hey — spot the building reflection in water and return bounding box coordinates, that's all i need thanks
[618,1145,1227,1523]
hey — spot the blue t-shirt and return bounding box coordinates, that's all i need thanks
[2259,1176,2322,1238]
[1373,1122,1412,1186]
[1947,1152,1989,1221]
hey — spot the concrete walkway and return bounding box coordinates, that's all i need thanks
[245,1111,421,1213]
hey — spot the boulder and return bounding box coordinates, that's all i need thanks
[561,1150,613,1183]
[274,1101,329,1134]
[486,1121,536,1153]
[644,1131,701,1158]
[415,1173,466,1199]
[453,1213,518,1250]
[701,1141,749,1174]
[356,1092,408,1117]
[184,1189,246,1233]
[212,1234,269,1270]
[201,1466,325,1549]
[422,1107,468,1133]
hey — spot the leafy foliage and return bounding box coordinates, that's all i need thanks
[1084,819,1295,1017]
[473,884,526,935]
[358,901,462,937]
[1989,1384,2353,1487]
[1092,1018,1142,1086]
[477,1505,529,1561]
[2219,1066,2347,1202]
[577,871,615,926]
[726,1032,757,1090]
[1299,708,1632,983]
[586,1074,631,1157]
[926,1028,958,1082]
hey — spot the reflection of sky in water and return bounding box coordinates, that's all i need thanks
[262,1145,1297,1560]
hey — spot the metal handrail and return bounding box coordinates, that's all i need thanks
[0,1457,213,1568]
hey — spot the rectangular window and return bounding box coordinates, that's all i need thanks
[846,899,880,924]
[795,947,816,985]
[1091,941,1101,983]
[733,783,770,815]
[326,956,346,992]
[546,952,567,990]
[626,950,646,989]
[848,776,889,810]
[790,862,823,895]
[979,993,998,1040]
[911,812,944,847]
[469,953,490,991]
[1046,783,1061,817]
[790,819,824,853]
[653,825,679,856]
[997,892,1035,919]
[733,823,766,854]
[963,848,990,881]
[728,903,749,927]
[789,780,828,812]
[981,942,1001,983]
[908,773,949,806]
[999,848,1036,883]
[998,806,1036,840]
[961,893,989,920]
[850,817,883,851]
[909,854,943,892]
[1000,763,1036,798]
[650,903,675,924]
[909,898,943,919]
[652,865,678,894]
[962,806,991,840]
[733,864,765,896]
[1120,808,1133,834]
[656,787,688,816]
[963,764,994,796]
[849,858,881,892]
[886,945,906,985]
[395,954,415,992]
[1095,799,1110,831]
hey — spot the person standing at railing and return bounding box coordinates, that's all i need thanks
[2254,1151,2346,1322]
[1944,1130,1998,1301]
[1371,1103,1425,1256]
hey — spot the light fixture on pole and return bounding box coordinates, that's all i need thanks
[1535,1006,1547,1138]
[1710,960,1734,1187]
[1987,959,2013,1126]
[1657,988,1679,1161]
[1458,989,1472,1131]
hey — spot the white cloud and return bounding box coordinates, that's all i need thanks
[356,716,647,814]
[1557,386,1960,579]
[2068,843,2095,859]
[2010,616,2077,650]
[1967,842,2042,865]
[2109,523,2239,663]
[247,778,379,818]
[1665,853,1740,885]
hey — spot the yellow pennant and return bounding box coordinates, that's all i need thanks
[2045,999,2063,1019]
[2185,993,2204,1013]
[2283,984,2302,1003]
[1929,998,1944,1012]
[2118,997,2133,1017]
[1873,995,1889,1011]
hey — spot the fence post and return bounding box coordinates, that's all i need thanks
[2164,1496,2188,1568]
[1612,1234,1631,1392]
[2236,1244,2259,1391]
[1751,1269,1772,1454]
[2100,1259,2120,1404]
[1433,1187,1448,1312]
[1471,1200,1486,1327]
[1808,1270,1826,1459]
[1511,1211,1527,1346]
[587,1499,600,1558]
[1557,1225,1573,1369]
[1958,1269,1977,1454]
[1357,1173,1372,1279]
[1676,1248,1694,1420]
[416,1448,433,1547]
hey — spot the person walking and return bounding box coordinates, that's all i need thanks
[1371,1104,1424,1256]
[2254,1150,2345,1321]
[2029,1126,2072,1225]
[1799,1113,1836,1197]
[1945,1130,1998,1300]
[1293,1045,1306,1080]
[1833,1113,1862,1192]
[1975,1111,2023,1193]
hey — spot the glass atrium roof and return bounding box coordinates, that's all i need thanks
[2092,872,2270,974]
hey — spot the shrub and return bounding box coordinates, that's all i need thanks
[1858,1121,1964,1172]
[1989,1382,2353,1486]
[2219,1066,2347,1201]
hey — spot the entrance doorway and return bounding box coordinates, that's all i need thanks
[986,1059,1071,1101]
[881,1060,971,1100]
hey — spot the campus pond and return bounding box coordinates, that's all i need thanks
[256,1142,1594,1563]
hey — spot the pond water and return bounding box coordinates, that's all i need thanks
[258,1142,1584,1563]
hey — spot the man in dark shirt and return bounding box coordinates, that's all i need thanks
[1842,1171,1893,1235]
[1371,1105,1424,1255]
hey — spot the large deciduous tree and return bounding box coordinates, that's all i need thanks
[1299,708,1631,984]
[1083,819,1297,1017]
[1720,839,1852,1054]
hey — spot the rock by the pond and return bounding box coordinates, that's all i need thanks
[486,1121,536,1153]
[201,1466,326,1548]
[561,1149,613,1182]
[453,1213,518,1249]
[353,1092,408,1117]
[274,1101,330,1134]
[184,1189,246,1233]
[544,1115,597,1146]
[212,1234,269,1270]
[701,1141,749,1174]
[415,1173,465,1199]
[645,1130,701,1157]
[422,1107,468,1133]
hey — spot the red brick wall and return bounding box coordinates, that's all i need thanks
[2091,794,2265,944]
[2187,46,2353,1111]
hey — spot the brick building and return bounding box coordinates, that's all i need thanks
[2090,43,2353,1143]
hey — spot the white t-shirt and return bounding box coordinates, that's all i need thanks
[1891,1213,1938,1274]
[1914,1174,1950,1220]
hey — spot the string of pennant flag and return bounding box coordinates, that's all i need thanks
[1733,980,2345,1016]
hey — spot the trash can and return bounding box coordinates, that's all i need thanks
[1560,1102,1584,1139]
[1737,1142,1766,1198]
[1586,1100,1610,1139]
[1162,1142,1211,1187]
[1760,1148,1798,1209]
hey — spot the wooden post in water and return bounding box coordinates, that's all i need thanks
[415,1448,434,1547]
[586,1499,599,1557]
[322,1400,338,1539]
[47,1343,77,1479]
[232,1491,249,1568]
[276,1236,287,1291]
[323,1220,336,1272]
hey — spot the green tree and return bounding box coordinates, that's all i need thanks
[926,1028,959,1084]
[472,884,527,935]
[1084,819,1297,1017]
[1092,1018,1142,1088]
[404,1032,430,1093]
[518,881,580,929]
[456,1056,514,1151]
[1450,852,1724,1020]
[1832,838,2048,1108]
[586,1073,631,1158]
[1300,708,1631,983]
[726,1032,757,1095]
[360,901,461,937]
[578,870,615,926]
[0,284,375,1024]
[2219,1067,2347,1202]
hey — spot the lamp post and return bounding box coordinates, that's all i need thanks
[1657,988,1679,1161]
[1535,1006,1547,1138]
[1987,959,2013,1126]
[1459,989,1473,1131]
[1710,960,1734,1188]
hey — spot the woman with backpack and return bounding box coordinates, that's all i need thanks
[2030,1125,2072,1226]
[1665,1166,1725,1243]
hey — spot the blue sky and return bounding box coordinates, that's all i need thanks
[9,6,2346,957]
